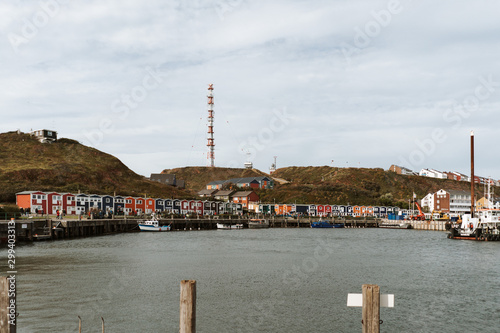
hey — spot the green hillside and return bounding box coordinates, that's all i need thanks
[0,131,191,202]
[161,166,269,190]
[257,166,494,207]
[1,131,494,209]
[163,165,492,208]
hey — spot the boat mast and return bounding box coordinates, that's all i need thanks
[487,177,491,209]
[470,131,475,218]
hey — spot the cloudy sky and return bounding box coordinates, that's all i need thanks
[1,0,500,179]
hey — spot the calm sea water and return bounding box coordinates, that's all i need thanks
[1,228,499,333]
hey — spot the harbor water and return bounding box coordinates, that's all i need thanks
[1,228,499,332]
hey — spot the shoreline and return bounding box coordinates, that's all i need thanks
[0,217,451,245]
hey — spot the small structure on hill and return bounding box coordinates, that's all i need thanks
[214,190,236,202]
[150,173,185,189]
[198,189,218,198]
[270,156,277,174]
[150,174,176,185]
[30,129,57,143]
[388,164,416,176]
[206,176,274,190]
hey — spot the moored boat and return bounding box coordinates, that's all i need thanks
[449,209,500,241]
[379,222,412,229]
[216,223,243,230]
[311,221,333,228]
[448,131,500,241]
[248,219,269,229]
[138,214,171,231]
[333,223,345,228]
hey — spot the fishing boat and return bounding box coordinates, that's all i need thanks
[448,131,500,241]
[216,223,243,230]
[311,221,333,228]
[248,219,269,229]
[138,214,171,231]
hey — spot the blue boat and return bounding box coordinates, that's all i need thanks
[311,221,333,228]
[333,223,345,228]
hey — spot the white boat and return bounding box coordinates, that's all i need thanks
[379,222,412,229]
[248,219,269,229]
[449,208,500,241]
[216,223,243,230]
[138,214,171,232]
[448,131,500,241]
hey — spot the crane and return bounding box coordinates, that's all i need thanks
[410,201,426,221]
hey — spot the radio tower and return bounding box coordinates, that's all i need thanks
[207,84,215,167]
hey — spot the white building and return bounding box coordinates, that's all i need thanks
[419,168,447,179]
[420,193,435,212]
[448,171,470,182]
[449,190,472,215]
[30,129,57,143]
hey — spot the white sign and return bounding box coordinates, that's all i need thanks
[347,293,394,308]
[22,224,28,228]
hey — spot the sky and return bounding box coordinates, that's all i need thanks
[1,0,500,179]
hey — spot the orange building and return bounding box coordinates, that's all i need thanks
[16,191,48,213]
[274,204,292,215]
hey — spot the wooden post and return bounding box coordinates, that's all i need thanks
[362,284,380,333]
[1,276,16,333]
[78,316,82,333]
[1,276,10,332]
[180,280,196,333]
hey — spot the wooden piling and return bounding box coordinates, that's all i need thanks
[1,276,16,333]
[362,284,380,333]
[1,276,10,332]
[180,280,196,333]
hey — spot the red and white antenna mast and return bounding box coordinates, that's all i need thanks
[207,84,215,167]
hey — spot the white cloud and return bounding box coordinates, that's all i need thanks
[1,0,500,179]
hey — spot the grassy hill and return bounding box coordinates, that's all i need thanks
[1,131,494,209]
[256,166,495,207]
[161,166,269,190]
[163,165,493,208]
[0,131,191,202]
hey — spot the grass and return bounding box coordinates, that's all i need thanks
[0,132,193,203]
[1,131,496,208]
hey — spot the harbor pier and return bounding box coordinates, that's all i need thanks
[0,217,382,243]
[408,220,448,231]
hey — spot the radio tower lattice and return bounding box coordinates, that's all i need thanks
[207,84,215,167]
